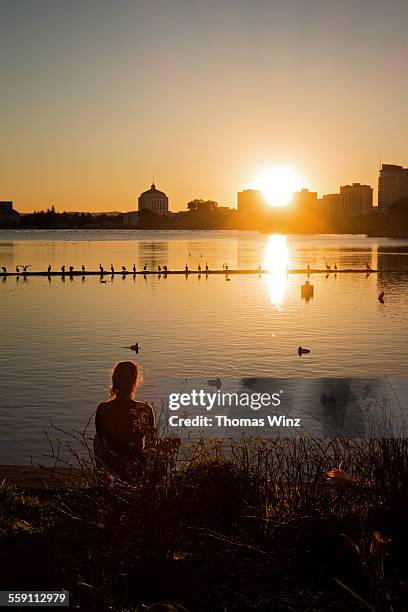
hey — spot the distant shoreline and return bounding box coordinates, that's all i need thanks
[1,226,408,239]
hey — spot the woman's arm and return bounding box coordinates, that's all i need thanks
[95,403,106,441]
[144,403,157,448]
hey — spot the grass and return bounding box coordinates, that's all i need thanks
[1,432,408,610]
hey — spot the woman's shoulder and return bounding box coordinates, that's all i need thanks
[96,400,114,415]
[130,399,154,413]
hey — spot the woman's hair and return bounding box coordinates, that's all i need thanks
[110,361,138,398]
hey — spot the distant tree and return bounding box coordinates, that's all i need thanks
[187,199,218,212]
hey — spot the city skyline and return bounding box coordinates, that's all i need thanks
[1,0,408,212]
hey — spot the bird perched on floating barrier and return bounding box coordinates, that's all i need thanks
[111,264,114,274]
[298,346,311,356]
[81,265,85,272]
[143,264,147,271]
[16,266,20,273]
[61,265,65,274]
[205,263,209,271]
[121,266,127,272]
[334,263,337,270]
[198,264,201,272]
[133,264,136,273]
[325,262,330,270]
[378,291,385,303]
[158,265,161,272]
[185,264,189,272]
[2,266,6,273]
[99,264,104,274]
[365,262,370,270]
[47,265,51,273]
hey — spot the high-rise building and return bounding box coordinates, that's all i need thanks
[339,183,373,216]
[237,189,269,216]
[378,164,408,213]
[320,193,342,219]
[320,184,373,217]
[0,201,20,226]
[138,183,169,215]
[292,188,318,208]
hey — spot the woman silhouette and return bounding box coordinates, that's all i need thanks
[94,361,156,476]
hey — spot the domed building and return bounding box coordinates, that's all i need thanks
[138,183,169,215]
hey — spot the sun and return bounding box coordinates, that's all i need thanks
[253,166,305,207]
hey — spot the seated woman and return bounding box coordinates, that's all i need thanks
[94,361,156,477]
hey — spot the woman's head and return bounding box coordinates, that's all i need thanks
[110,361,138,399]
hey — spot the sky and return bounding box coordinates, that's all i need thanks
[1,0,408,212]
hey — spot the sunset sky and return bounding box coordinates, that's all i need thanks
[1,0,408,213]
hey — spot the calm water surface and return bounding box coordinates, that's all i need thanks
[1,230,408,463]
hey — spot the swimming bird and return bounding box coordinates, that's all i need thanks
[378,291,385,303]
[2,266,6,273]
[111,264,115,274]
[298,346,311,356]
[207,377,222,390]
[132,264,136,273]
[100,279,107,284]
[124,343,139,353]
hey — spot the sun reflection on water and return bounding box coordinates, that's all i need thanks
[263,235,289,307]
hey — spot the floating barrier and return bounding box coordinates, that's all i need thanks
[1,268,378,277]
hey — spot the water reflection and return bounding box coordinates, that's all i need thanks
[263,235,289,307]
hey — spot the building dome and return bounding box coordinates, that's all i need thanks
[138,183,169,215]
[140,183,166,197]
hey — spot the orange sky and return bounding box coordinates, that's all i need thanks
[1,1,408,212]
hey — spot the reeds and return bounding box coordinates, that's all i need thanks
[1,412,408,609]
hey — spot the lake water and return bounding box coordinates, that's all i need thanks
[1,230,408,463]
